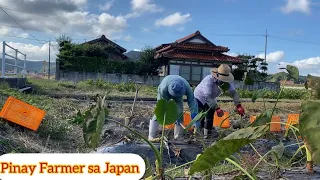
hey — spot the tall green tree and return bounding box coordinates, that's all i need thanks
[233,54,269,83]
[136,46,164,76]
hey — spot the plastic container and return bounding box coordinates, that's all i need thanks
[0,96,46,131]
[164,111,193,131]
[250,116,257,123]
[285,114,299,130]
[270,116,281,132]
[213,111,231,128]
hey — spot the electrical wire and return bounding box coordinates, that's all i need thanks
[268,35,320,46]
[0,32,47,42]
[0,5,66,21]
[0,7,46,44]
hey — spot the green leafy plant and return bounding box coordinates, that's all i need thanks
[82,94,108,149]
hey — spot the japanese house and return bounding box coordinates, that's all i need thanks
[155,30,243,85]
[83,35,128,60]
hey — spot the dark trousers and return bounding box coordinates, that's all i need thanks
[196,98,215,131]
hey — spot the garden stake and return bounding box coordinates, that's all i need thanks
[125,82,143,126]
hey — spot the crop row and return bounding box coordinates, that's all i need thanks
[82,79,311,100]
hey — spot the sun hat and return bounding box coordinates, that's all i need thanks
[211,64,234,82]
[168,78,186,97]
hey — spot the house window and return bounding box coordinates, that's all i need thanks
[169,65,180,75]
[180,65,191,80]
[192,66,202,81]
[202,67,211,79]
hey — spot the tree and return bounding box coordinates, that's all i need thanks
[233,54,269,83]
[136,46,164,76]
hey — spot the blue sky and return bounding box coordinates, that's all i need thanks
[0,0,319,76]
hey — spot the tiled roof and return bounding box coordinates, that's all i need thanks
[156,43,229,53]
[84,35,127,53]
[155,50,242,63]
[175,30,201,43]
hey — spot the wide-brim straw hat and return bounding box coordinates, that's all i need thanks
[211,64,234,82]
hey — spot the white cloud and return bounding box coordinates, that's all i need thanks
[99,1,113,11]
[133,49,141,52]
[281,0,311,14]
[257,51,285,63]
[141,27,151,32]
[131,0,163,13]
[155,12,191,27]
[123,35,132,41]
[177,27,185,32]
[0,42,58,62]
[0,26,30,38]
[277,56,320,76]
[291,57,320,70]
[0,0,129,39]
[224,52,238,57]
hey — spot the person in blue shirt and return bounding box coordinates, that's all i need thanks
[148,75,199,141]
[194,64,245,139]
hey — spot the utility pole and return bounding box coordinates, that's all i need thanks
[48,39,51,79]
[264,29,268,63]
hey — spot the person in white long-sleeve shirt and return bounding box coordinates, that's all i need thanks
[194,64,245,139]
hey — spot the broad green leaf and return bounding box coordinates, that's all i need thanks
[155,99,178,125]
[155,99,166,123]
[250,110,272,127]
[251,88,268,102]
[223,125,269,140]
[189,125,268,175]
[299,101,320,164]
[189,139,253,175]
[83,95,107,149]
[184,111,207,132]
[286,65,299,81]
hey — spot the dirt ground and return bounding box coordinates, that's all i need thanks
[101,100,302,151]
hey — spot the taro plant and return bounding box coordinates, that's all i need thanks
[73,94,108,149]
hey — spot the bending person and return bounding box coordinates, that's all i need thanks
[194,64,245,139]
[148,75,198,141]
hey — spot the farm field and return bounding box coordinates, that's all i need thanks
[0,78,319,179]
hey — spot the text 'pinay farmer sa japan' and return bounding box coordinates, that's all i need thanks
[0,161,140,176]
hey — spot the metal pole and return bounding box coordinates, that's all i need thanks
[264,29,268,63]
[14,49,17,75]
[48,39,51,79]
[23,54,26,78]
[1,41,5,78]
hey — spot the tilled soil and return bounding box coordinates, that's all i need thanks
[98,100,315,179]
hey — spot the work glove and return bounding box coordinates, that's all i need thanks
[236,104,245,116]
[215,108,224,117]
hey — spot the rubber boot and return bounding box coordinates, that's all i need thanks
[148,119,159,140]
[204,128,209,139]
[174,124,184,140]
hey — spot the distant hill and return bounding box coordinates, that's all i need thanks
[0,58,56,74]
[124,50,141,61]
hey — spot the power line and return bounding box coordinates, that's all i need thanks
[0,5,66,21]
[0,32,47,42]
[0,7,46,44]
[268,34,320,46]
[0,24,43,32]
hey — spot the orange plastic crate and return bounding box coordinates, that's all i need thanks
[270,116,281,132]
[164,111,193,131]
[0,96,46,131]
[213,111,231,128]
[285,114,299,130]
